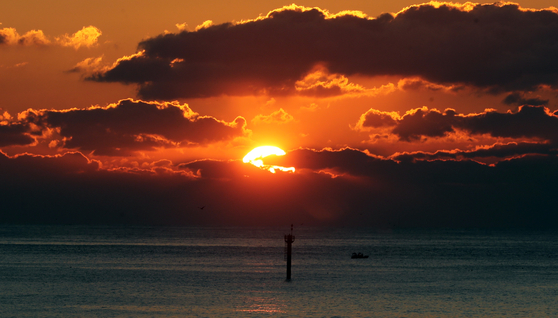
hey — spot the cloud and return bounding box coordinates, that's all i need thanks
[397,77,464,93]
[502,92,549,106]
[1,147,557,228]
[268,147,558,227]
[56,26,102,49]
[300,103,319,112]
[0,26,101,48]
[0,123,36,147]
[179,158,259,179]
[392,107,459,141]
[0,109,36,147]
[175,23,189,32]
[266,147,386,178]
[357,105,558,143]
[293,66,366,97]
[0,28,50,46]
[67,56,105,73]
[0,151,100,175]
[89,2,558,99]
[0,151,202,225]
[21,99,248,155]
[458,105,558,141]
[252,108,294,124]
[355,109,399,129]
[195,20,214,31]
[391,142,558,163]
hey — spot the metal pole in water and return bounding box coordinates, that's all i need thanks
[284,224,295,281]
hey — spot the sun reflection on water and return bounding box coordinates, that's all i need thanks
[236,294,286,314]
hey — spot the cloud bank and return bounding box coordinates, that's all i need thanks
[357,105,558,143]
[3,99,247,155]
[1,148,557,228]
[90,2,558,99]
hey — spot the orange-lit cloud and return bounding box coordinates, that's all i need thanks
[252,109,294,125]
[56,26,102,49]
[0,28,50,46]
[294,66,367,97]
[0,26,101,48]
[355,109,400,130]
[68,56,105,73]
[175,23,189,32]
[195,20,214,31]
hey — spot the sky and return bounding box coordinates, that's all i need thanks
[1,0,558,228]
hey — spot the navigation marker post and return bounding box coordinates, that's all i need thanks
[284,224,295,281]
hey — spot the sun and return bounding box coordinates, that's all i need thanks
[243,146,286,167]
[243,146,295,173]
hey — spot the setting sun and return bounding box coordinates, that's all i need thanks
[243,146,295,173]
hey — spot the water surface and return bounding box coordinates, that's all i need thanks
[1,225,557,317]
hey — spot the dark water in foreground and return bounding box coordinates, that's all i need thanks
[0,225,557,317]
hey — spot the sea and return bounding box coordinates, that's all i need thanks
[1,225,557,317]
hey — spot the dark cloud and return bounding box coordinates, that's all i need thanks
[178,159,263,180]
[391,142,558,162]
[459,105,558,141]
[90,3,558,99]
[393,108,457,141]
[502,92,549,106]
[0,33,6,44]
[267,147,389,177]
[0,123,35,147]
[267,147,558,228]
[359,105,558,143]
[397,78,464,92]
[0,151,100,176]
[0,151,199,225]
[2,148,557,228]
[24,99,247,155]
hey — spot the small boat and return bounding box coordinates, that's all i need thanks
[351,252,369,259]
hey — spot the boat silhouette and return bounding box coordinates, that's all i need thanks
[351,252,369,259]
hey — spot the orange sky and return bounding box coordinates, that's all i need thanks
[1,1,558,227]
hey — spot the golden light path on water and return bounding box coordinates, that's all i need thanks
[242,146,295,173]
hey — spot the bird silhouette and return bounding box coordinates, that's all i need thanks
[198,206,205,210]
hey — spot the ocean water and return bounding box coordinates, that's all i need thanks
[0,225,557,317]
